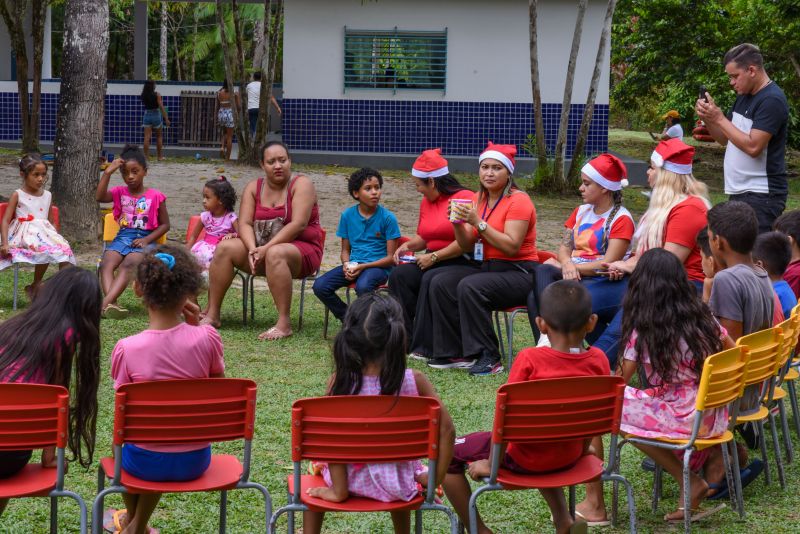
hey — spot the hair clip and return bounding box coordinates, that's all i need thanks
[219,175,227,181]
[154,252,175,270]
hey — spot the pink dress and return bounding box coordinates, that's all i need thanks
[321,369,424,502]
[621,330,729,443]
[190,211,237,270]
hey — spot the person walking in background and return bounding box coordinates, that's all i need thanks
[246,72,281,137]
[650,110,683,140]
[140,80,170,161]
[696,43,789,233]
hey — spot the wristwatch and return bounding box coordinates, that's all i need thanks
[430,252,439,264]
[477,221,488,233]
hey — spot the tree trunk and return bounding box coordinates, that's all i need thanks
[528,0,547,168]
[553,0,587,186]
[790,54,800,79]
[567,0,617,184]
[51,0,108,242]
[172,30,182,81]
[190,4,198,80]
[159,1,168,79]
[230,0,254,163]
[253,0,282,163]
[29,0,47,152]
[252,18,266,71]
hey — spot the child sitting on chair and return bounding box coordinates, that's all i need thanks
[442,281,609,534]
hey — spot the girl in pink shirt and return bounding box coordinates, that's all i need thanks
[0,267,102,518]
[109,245,224,534]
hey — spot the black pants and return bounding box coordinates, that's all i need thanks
[388,256,474,340]
[729,191,787,234]
[425,260,537,361]
[526,263,562,338]
[0,449,32,478]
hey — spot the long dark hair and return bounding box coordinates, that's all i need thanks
[140,80,157,108]
[619,248,722,383]
[423,173,469,196]
[329,293,407,396]
[0,267,102,468]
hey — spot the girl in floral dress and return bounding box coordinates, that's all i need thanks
[303,293,455,534]
[618,248,734,521]
[186,177,238,274]
[0,154,75,299]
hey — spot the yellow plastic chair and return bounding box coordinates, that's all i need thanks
[781,303,800,439]
[96,212,167,273]
[769,311,800,463]
[616,346,749,531]
[736,327,785,489]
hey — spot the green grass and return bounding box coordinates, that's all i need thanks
[3,267,800,533]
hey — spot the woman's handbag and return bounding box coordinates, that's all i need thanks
[253,216,285,246]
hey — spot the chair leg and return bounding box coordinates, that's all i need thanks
[767,413,786,488]
[242,274,248,325]
[651,464,662,513]
[682,450,692,534]
[467,485,494,534]
[13,265,19,310]
[55,489,88,534]
[92,486,122,534]
[493,312,505,359]
[721,440,740,517]
[414,509,423,534]
[287,489,295,534]
[568,485,576,518]
[323,307,330,339]
[787,379,800,440]
[298,279,306,331]
[50,496,57,534]
[250,274,255,320]
[728,436,746,519]
[219,490,227,534]
[778,400,793,463]
[604,473,637,534]
[758,420,773,485]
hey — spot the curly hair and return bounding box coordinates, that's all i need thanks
[619,248,722,384]
[19,152,46,177]
[136,245,202,310]
[348,167,383,198]
[204,176,237,213]
[121,143,148,170]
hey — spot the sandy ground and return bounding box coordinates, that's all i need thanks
[0,158,567,267]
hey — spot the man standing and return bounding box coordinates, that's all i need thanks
[696,43,789,233]
[246,72,282,137]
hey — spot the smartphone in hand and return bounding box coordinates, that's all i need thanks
[699,85,708,102]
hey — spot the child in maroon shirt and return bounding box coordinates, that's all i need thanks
[774,210,800,298]
[442,281,609,534]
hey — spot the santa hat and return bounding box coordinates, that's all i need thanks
[412,148,449,178]
[479,142,516,174]
[581,153,629,191]
[651,138,694,175]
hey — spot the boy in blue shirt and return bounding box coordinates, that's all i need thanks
[313,167,401,320]
[753,231,798,318]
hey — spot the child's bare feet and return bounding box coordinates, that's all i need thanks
[306,486,347,503]
[466,459,491,480]
[664,475,709,521]
[574,500,608,525]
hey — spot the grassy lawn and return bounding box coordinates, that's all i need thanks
[1,265,800,534]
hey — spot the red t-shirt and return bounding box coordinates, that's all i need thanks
[505,346,610,472]
[784,260,800,299]
[473,190,538,262]
[663,196,708,282]
[417,189,474,251]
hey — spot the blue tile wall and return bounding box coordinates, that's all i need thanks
[282,99,608,157]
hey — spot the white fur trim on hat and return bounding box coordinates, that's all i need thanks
[650,150,664,168]
[651,150,692,174]
[581,162,624,191]
[412,166,450,179]
[479,150,515,174]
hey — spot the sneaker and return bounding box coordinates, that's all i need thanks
[469,353,504,376]
[641,457,656,472]
[536,334,551,348]
[427,357,477,369]
[408,352,428,361]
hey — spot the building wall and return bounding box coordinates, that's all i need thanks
[282,0,610,157]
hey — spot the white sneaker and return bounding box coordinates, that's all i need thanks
[536,334,551,348]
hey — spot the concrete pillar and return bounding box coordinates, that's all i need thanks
[134,0,148,80]
[42,6,51,78]
[0,16,10,80]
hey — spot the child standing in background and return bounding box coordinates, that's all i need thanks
[0,153,75,299]
[96,144,170,318]
[186,177,239,272]
[304,293,454,534]
[108,245,224,534]
[313,167,401,321]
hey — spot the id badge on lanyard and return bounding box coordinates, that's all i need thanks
[474,240,484,261]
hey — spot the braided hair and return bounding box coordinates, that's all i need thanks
[600,190,624,255]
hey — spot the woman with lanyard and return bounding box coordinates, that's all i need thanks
[388,149,474,345]
[586,139,710,366]
[424,142,539,376]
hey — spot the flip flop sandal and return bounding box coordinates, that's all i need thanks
[574,511,611,527]
[665,503,726,523]
[258,326,292,341]
[102,508,127,533]
[103,304,129,319]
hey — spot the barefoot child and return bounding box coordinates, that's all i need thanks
[442,280,608,534]
[0,268,101,517]
[185,176,239,273]
[96,144,169,318]
[107,245,224,534]
[0,153,75,299]
[303,293,455,534]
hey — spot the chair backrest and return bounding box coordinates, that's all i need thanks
[737,327,783,386]
[103,212,167,245]
[695,346,750,411]
[776,314,800,370]
[290,395,441,463]
[112,378,257,446]
[0,383,69,451]
[490,376,624,446]
[185,214,207,242]
[0,202,60,231]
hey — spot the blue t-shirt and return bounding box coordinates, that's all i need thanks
[773,280,798,319]
[336,204,401,265]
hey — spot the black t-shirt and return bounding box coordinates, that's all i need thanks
[141,91,159,110]
[724,82,789,196]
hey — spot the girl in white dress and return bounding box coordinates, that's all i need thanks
[0,154,75,299]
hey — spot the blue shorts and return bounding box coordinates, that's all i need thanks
[106,227,153,256]
[142,109,163,129]
[122,443,211,482]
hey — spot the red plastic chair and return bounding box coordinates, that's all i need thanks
[467,376,636,534]
[322,235,411,338]
[0,383,88,533]
[492,250,557,368]
[269,395,458,534]
[0,202,61,310]
[91,379,271,534]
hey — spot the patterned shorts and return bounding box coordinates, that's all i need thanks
[218,107,234,128]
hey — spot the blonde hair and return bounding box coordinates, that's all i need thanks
[634,167,710,254]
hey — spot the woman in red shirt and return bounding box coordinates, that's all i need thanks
[425,142,539,376]
[388,149,474,345]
